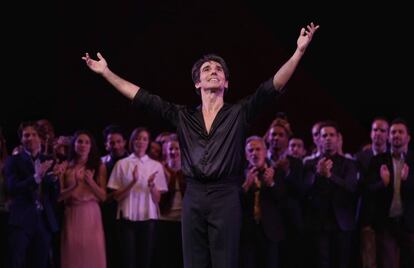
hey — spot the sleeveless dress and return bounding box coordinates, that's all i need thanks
[61,167,106,268]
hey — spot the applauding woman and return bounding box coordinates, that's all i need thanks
[108,127,167,268]
[60,130,107,268]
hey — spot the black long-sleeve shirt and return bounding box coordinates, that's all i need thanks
[132,78,280,184]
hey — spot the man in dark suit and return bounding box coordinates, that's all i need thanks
[304,121,358,268]
[265,117,306,268]
[100,124,129,268]
[240,136,286,268]
[368,118,414,268]
[355,118,390,179]
[5,121,61,268]
[354,117,389,268]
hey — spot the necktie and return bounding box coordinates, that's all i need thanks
[389,156,403,217]
[253,178,261,223]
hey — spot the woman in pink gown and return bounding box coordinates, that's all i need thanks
[59,130,107,268]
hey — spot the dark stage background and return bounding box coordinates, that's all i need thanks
[2,0,412,153]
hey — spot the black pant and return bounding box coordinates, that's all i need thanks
[0,209,9,268]
[101,201,120,268]
[153,220,183,268]
[376,219,414,268]
[8,212,52,268]
[118,219,155,268]
[240,221,280,268]
[312,230,352,268]
[182,183,241,268]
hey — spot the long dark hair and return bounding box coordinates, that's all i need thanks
[68,130,101,176]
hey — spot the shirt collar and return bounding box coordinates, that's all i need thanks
[267,149,288,162]
[130,153,150,163]
[23,149,40,161]
[372,146,387,156]
[390,149,406,160]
